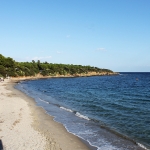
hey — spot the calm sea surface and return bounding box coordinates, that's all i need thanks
[16,72,150,150]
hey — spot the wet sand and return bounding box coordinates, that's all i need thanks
[0,79,97,150]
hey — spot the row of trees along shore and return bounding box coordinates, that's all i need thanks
[0,54,116,78]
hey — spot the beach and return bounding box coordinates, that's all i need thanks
[0,79,95,150]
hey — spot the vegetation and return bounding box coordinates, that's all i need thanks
[0,54,114,78]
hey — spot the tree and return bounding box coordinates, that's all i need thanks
[0,54,114,77]
[4,57,16,68]
[0,65,6,77]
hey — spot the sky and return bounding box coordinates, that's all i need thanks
[0,0,150,72]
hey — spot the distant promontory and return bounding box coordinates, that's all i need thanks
[0,54,118,79]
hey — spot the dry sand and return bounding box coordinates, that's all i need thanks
[0,79,95,150]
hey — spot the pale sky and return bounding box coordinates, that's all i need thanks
[0,0,150,72]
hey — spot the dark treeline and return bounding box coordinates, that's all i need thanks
[0,54,113,77]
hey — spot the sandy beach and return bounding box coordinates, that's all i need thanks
[0,79,95,150]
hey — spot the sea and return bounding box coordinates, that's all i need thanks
[15,72,150,150]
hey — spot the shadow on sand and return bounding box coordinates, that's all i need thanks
[0,140,3,150]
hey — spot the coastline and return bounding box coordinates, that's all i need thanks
[0,79,97,150]
[10,71,119,81]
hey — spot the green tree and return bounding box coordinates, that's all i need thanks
[0,65,6,77]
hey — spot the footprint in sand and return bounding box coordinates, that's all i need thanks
[0,120,4,123]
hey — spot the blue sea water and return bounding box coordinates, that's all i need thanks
[15,72,150,150]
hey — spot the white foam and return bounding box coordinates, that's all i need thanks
[75,112,90,120]
[64,125,117,150]
[60,107,73,112]
[39,98,49,104]
[119,73,123,75]
[137,143,149,150]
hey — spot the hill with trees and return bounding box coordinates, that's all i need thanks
[0,54,117,78]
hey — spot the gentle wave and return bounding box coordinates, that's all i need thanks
[63,125,118,150]
[63,125,100,150]
[60,107,90,121]
[137,143,149,150]
[37,98,150,150]
[15,73,150,149]
[75,112,90,121]
[39,98,49,104]
[60,106,73,112]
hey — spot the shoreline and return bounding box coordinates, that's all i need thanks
[0,79,97,150]
[10,71,119,81]
[12,76,148,150]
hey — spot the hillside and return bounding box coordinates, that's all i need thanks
[0,54,117,78]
